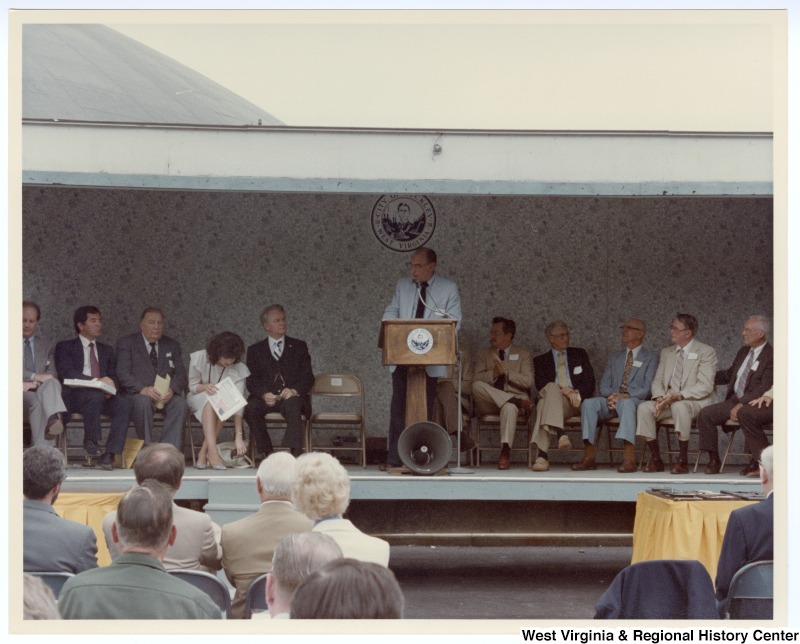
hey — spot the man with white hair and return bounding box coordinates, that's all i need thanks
[715,444,774,615]
[221,452,312,619]
[262,531,343,619]
[698,315,773,476]
[59,480,220,619]
[292,452,390,566]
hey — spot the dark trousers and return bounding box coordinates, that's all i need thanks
[736,402,773,458]
[244,394,311,455]
[698,399,740,455]
[387,367,437,466]
[63,388,132,455]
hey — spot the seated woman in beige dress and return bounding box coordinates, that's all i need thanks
[187,332,250,470]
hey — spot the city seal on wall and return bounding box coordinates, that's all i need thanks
[372,194,436,252]
[407,328,434,355]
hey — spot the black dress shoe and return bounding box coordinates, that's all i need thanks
[98,453,115,471]
[740,460,760,477]
[83,440,101,456]
[459,432,475,452]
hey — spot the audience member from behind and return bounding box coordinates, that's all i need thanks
[22,300,68,447]
[715,445,774,616]
[23,573,60,620]
[221,452,312,619]
[23,445,98,573]
[59,481,221,619]
[261,532,343,619]
[102,443,222,573]
[187,331,250,469]
[291,558,404,619]
[292,452,390,566]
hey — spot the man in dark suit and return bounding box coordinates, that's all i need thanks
[115,307,188,448]
[23,445,98,573]
[698,315,773,476]
[715,445,774,615]
[530,320,595,471]
[55,305,132,470]
[244,304,314,458]
[23,300,68,446]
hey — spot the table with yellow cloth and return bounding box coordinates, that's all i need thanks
[53,492,125,567]
[631,491,756,585]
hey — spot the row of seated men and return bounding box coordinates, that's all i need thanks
[23,301,315,470]
[23,443,399,619]
[437,313,773,474]
[23,299,774,476]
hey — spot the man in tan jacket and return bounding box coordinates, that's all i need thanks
[221,452,312,618]
[471,317,533,470]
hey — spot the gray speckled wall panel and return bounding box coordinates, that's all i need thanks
[22,187,773,440]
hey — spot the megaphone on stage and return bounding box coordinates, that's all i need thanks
[398,421,452,475]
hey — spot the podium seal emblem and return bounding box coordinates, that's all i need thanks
[372,194,436,252]
[407,328,434,355]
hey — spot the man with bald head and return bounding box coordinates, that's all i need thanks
[698,315,773,476]
[573,318,658,473]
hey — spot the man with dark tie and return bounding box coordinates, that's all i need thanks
[636,313,717,474]
[530,320,595,472]
[698,315,773,476]
[243,304,314,459]
[573,318,658,473]
[23,300,68,446]
[381,247,462,470]
[116,307,188,448]
[55,305,132,469]
[471,317,533,470]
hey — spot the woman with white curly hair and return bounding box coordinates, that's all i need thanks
[291,452,390,566]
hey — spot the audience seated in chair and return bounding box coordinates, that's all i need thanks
[23,445,98,574]
[256,532,343,619]
[23,573,61,620]
[292,452,390,566]
[715,445,774,617]
[59,481,221,619]
[102,443,222,573]
[221,452,312,619]
[290,558,404,619]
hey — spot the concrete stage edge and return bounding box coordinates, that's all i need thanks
[60,465,761,547]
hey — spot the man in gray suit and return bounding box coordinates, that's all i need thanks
[116,307,188,448]
[23,301,67,447]
[381,247,462,469]
[23,445,98,573]
[636,313,718,474]
[573,318,658,473]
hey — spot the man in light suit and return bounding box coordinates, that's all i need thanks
[102,443,221,573]
[574,318,658,473]
[55,305,133,470]
[23,445,98,573]
[698,316,773,475]
[636,313,718,474]
[530,320,596,472]
[221,452,312,619]
[382,247,462,469]
[472,317,533,470]
[244,304,314,459]
[23,300,67,446]
[715,445,774,616]
[116,307,188,448]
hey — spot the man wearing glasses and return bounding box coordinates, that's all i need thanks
[573,318,658,473]
[530,320,596,472]
[381,247,462,470]
[636,313,717,474]
[697,316,773,476]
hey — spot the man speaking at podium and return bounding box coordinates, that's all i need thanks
[381,247,462,470]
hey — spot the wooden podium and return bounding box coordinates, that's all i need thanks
[379,319,457,426]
